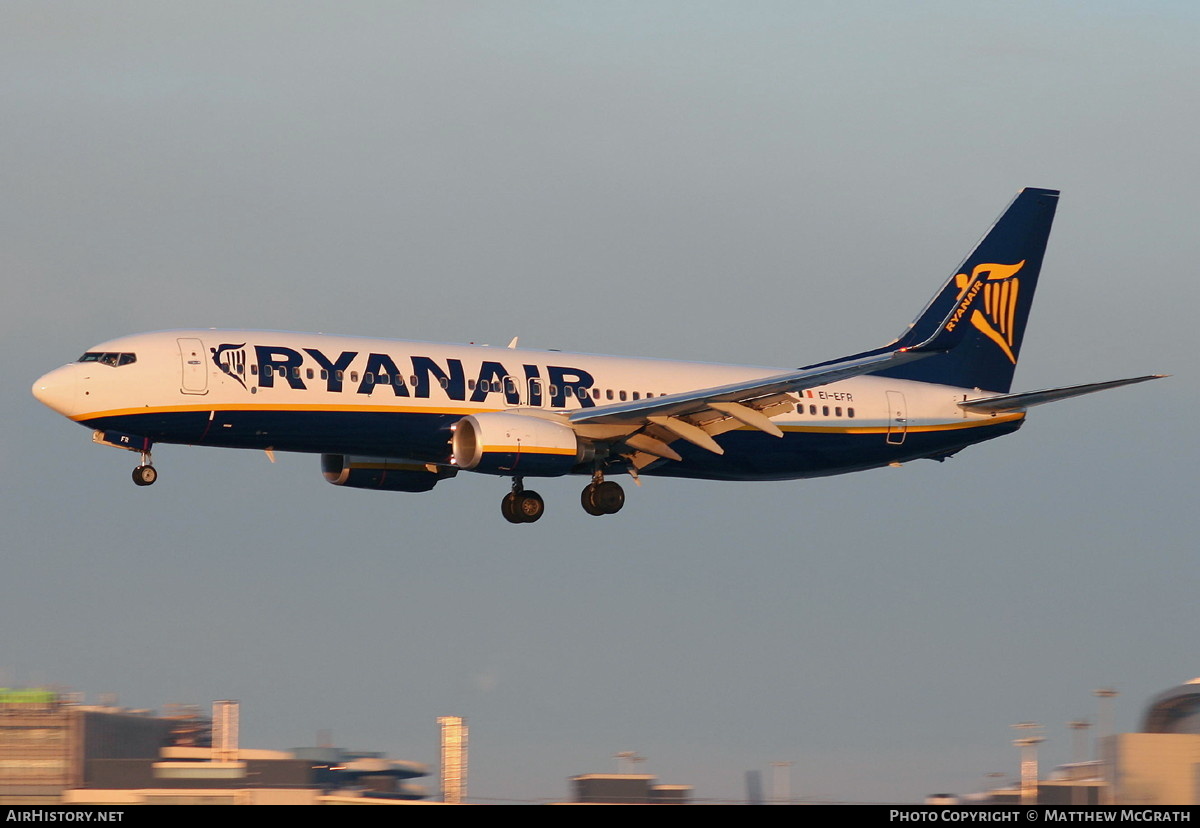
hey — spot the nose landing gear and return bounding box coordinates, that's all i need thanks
[132,450,157,486]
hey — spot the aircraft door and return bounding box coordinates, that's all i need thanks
[886,390,907,445]
[178,338,208,395]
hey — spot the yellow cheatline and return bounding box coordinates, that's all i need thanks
[481,445,577,456]
[777,412,1024,435]
[71,402,497,422]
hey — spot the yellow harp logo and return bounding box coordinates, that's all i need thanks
[947,261,1025,364]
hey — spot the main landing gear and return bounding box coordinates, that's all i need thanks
[499,472,627,524]
[581,472,624,517]
[132,450,157,487]
[501,478,545,524]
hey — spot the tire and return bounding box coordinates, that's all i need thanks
[581,484,606,516]
[594,481,624,514]
[132,465,158,486]
[501,492,523,524]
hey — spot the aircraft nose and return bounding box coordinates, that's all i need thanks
[32,365,78,416]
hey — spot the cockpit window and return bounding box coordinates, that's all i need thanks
[79,352,137,366]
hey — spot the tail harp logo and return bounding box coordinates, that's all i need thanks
[948,261,1025,363]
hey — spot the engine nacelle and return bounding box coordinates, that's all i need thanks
[321,454,456,492]
[451,412,592,476]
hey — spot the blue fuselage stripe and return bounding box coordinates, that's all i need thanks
[80,409,1023,481]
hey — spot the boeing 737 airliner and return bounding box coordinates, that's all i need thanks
[33,188,1160,523]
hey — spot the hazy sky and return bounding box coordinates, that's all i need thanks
[3,1,1196,803]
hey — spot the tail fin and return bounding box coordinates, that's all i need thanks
[872,187,1060,392]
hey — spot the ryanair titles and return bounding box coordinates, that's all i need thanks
[946,277,985,333]
[212,343,597,409]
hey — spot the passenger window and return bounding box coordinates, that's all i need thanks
[306,368,314,379]
[592,389,601,399]
[822,406,829,416]
[440,377,449,389]
[632,391,640,400]
[350,371,359,382]
[336,370,343,382]
[848,407,855,418]
[251,365,258,376]
[835,406,842,417]
[619,390,627,401]
[564,385,574,397]
[321,370,328,380]
[809,404,816,415]
[606,389,614,400]
[468,379,476,390]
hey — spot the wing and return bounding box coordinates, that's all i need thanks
[567,347,937,466]
[562,271,973,467]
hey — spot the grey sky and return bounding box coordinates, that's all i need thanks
[3,1,1196,802]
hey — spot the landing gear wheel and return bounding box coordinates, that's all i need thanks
[132,465,158,487]
[501,492,521,523]
[502,490,545,524]
[581,485,605,516]
[581,480,624,515]
[515,490,544,523]
[594,480,624,514]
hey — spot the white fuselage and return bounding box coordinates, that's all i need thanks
[33,329,1022,482]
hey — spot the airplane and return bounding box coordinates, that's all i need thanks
[33,187,1161,524]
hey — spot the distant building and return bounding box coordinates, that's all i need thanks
[1103,679,1200,805]
[1141,680,1200,735]
[66,746,431,806]
[0,690,175,805]
[962,678,1200,806]
[0,689,431,806]
[570,773,692,804]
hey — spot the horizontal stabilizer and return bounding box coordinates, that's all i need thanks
[957,375,1165,413]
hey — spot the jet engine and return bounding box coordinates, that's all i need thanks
[321,454,457,492]
[451,412,593,476]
